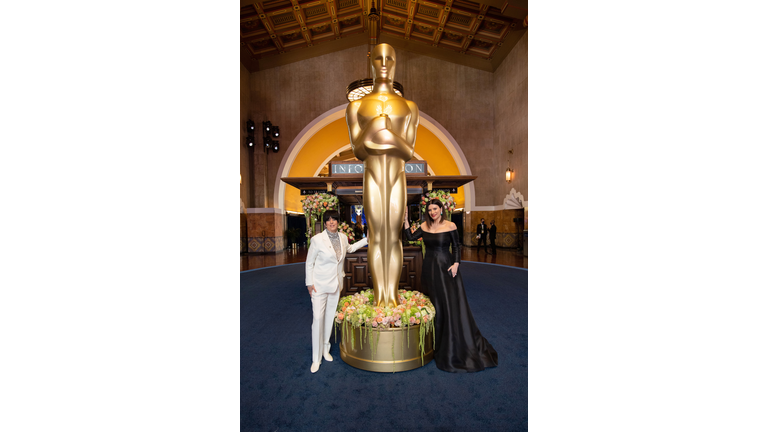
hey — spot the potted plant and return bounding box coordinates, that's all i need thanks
[285,227,301,248]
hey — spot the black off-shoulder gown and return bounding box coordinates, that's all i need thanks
[405,227,498,373]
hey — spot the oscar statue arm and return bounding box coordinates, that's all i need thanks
[404,101,419,159]
[359,115,412,160]
[348,99,417,161]
[346,100,369,160]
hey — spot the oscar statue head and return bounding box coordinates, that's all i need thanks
[370,43,396,83]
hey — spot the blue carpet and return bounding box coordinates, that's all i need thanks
[241,262,528,431]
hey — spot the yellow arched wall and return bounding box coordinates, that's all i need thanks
[284,117,464,213]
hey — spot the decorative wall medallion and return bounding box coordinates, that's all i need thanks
[339,16,361,27]
[282,31,302,42]
[414,24,433,35]
[471,39,491,49]
[479,20,501,33]
[385,16,405,28]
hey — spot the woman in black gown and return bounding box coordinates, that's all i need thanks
[404,199,498,373]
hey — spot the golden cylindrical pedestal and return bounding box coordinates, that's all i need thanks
[340,324,434,372]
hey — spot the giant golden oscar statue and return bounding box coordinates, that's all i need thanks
[346,43,419,308]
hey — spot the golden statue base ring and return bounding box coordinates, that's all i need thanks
[340,325,434,373]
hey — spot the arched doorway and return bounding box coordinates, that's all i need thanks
[274,104,476,213]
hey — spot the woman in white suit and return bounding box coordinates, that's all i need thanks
[305,212,368,373]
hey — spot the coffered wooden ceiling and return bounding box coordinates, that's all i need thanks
[241,0,527,72]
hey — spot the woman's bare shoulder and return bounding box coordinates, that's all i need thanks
[433,221,457,233]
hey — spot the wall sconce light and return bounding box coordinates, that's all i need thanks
[263,120,280,153]
[246,119,255,148]
[505,150,514,183]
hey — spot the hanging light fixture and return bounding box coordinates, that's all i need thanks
[505,150,514,183]
[345,0,404,102]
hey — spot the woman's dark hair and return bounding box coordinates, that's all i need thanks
[425,199,447,229]
[323,211,340,224]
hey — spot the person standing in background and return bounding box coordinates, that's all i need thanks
[489,220,497,255]
[476,218,489,253]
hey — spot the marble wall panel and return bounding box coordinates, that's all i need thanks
[245,213,285,252]
[247,236,285,253]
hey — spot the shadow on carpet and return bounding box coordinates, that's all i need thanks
[241,262,527,432]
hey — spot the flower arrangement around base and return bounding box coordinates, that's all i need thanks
[335,289,436,364]
[420,190,456,221]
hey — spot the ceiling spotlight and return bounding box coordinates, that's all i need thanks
[263,121,271,132]
[272,126,280,138]
[247,120,255,132]
[246,136,254,147]
[272,141,279,152]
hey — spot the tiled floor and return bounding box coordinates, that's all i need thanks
[240,245,528,271]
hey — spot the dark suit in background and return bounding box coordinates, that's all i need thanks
[477,221,489,253]
[489,223,497,255]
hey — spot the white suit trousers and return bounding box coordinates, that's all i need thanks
[310,289,340,363]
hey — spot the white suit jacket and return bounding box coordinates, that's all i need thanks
[305,230,368,294]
